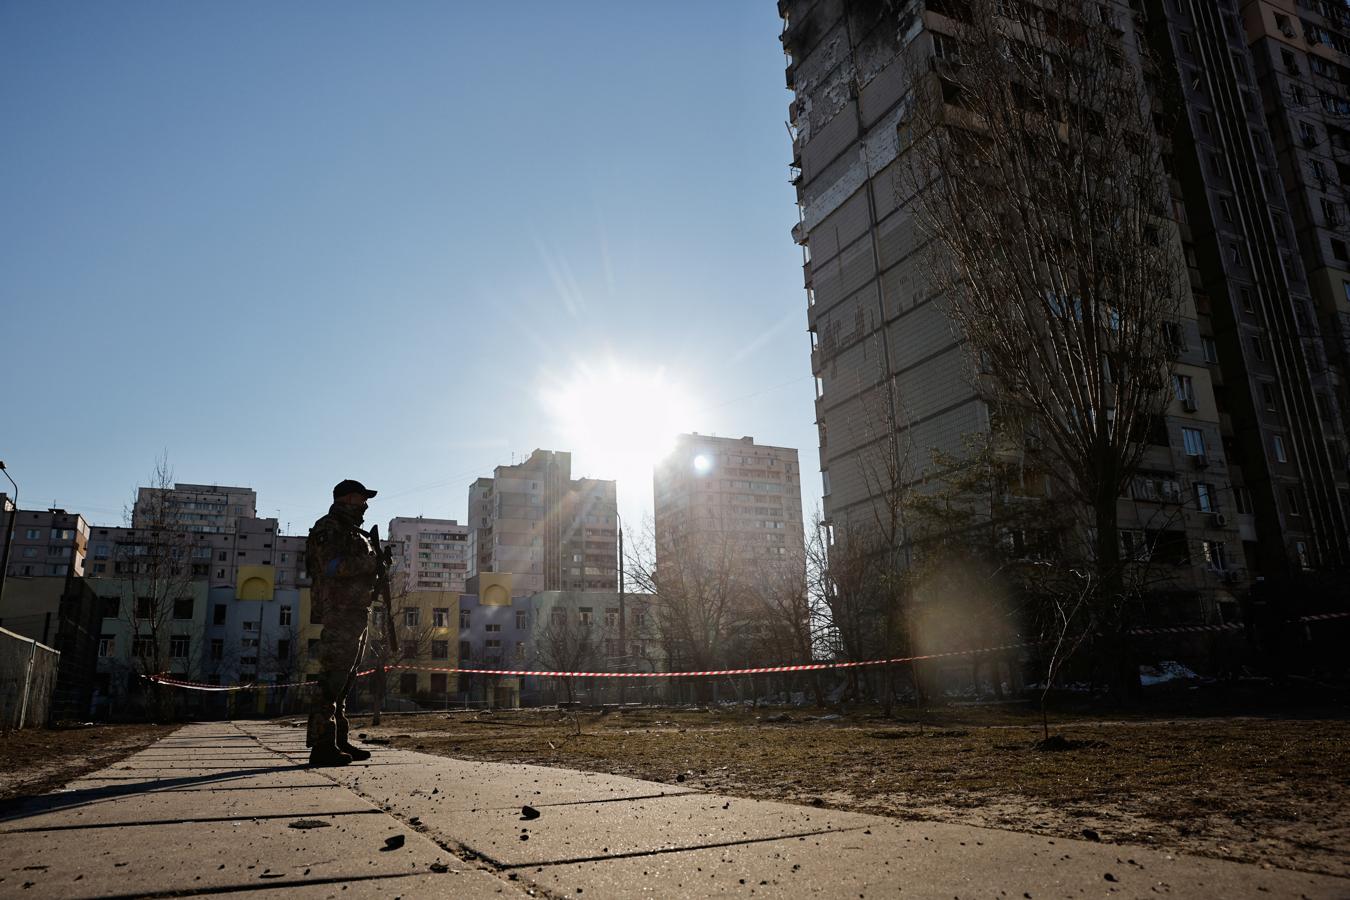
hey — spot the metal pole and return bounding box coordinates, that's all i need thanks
[0,462,18,617]
[618,515,626,705]
[18,638,36,729]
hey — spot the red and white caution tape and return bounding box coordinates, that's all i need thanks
[143,611,1349,692]
[383,641,1033,680]
[145,673,316,692]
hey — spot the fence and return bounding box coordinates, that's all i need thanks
[0,626,60,730]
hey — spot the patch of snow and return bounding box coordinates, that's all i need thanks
[1139,660,1200,686]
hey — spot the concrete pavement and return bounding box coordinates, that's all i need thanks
[0,721,1343,899]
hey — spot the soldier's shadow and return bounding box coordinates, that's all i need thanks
[0,764,313,826]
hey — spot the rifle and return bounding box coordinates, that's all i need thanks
[368,524,399,656]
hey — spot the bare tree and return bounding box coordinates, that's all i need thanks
[533,604,603,704]
[904,0,1184,694]
[116,455,201,720]
[626,518,750,703]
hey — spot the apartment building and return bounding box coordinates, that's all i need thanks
[387,516,470,594]
[653,434,806,582]
[467,450,618,594]
[132,483,258,535]
[90,486,313,699]
[1237,0,1350,580]
[1,502,89,579]
[780,0,1348,629]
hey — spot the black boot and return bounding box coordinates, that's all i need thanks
[308,721,352,767]
[336,715,371,762]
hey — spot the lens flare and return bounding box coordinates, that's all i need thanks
[538,361,696,502]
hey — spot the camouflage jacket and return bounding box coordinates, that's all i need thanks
[306,505,378,615]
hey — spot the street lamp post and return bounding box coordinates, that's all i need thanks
[617,511,626,705]
[0,461,18,613]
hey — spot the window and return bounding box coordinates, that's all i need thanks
[1240,288,1254,313]
[430,673,448,694]
[1286,488,1302,516]
[459,609,470,629]
[634,611,646,629]
[1195,482,1216,513]
[1252,334,1268,361]
[399,673,418,694]
[1182,427,1206,457]
[1202,540,1228,571]
[243,620,258,632]
[210,638,224,661]
[1295,541,1312,570]
[578,607,593,625]
[101,596,120,619]
[551,608,566,626]
[1322,198,1342,227]
[605,608,620,628]
[431,640,449,660]
[432,607,449,627]
[279,605,292,626]
[277,639,290,659]
[485,639,501,650]
[1172,374,1196,409]
[485,623,501,633]
[1235,486,1253,515]
[1218,197,1234,221]
[98,635,114,658]
[404,608,420,628]
[514,641,526,660]
[132,636,154,658]
[241,637,259,649]
[1261,382,1278,411]
[1273,435,1288,463]
[515,610,527,630]
[1202,336,1219,364]
[821,469,831,496]
[1333,239,1349,262]
[24,528,40,540]
[460,640,472,660]
[172,597,193,620]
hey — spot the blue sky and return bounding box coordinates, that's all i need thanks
[1,2,816,535]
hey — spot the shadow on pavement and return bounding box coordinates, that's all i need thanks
[0,764,314,825]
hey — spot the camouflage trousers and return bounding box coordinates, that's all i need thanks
[308,605,369,744]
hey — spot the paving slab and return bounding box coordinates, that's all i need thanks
[8,721,1347,899]
[524,818,1350,899]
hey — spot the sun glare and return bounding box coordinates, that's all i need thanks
[539,362,697,499]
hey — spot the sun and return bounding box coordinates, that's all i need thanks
[538,361,696,501]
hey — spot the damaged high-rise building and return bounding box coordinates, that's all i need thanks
[780,0,1350,632]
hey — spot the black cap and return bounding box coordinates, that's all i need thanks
[333,479,378,500]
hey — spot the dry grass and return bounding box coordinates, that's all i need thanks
[352,702,1350,877]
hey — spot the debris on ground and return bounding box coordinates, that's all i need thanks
[288,820,331,830]
[381,834,405,851]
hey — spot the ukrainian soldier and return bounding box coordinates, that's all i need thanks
[305,479,380,766]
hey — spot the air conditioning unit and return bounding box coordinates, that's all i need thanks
[1209,512,1228,528]
[1193,453,1210,469]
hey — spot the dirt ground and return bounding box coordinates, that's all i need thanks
[349,700,1350,879]
[0,724,177,806]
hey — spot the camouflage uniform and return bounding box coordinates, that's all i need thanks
[306,503,378,752]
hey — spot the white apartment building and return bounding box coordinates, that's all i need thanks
[653,434,806,583]
[387,516,470,594]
